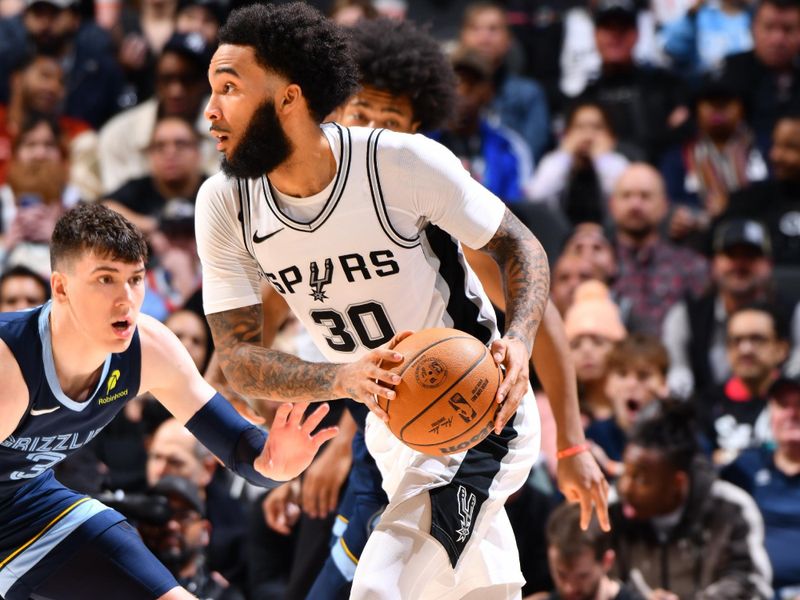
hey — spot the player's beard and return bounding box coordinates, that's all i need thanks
[221,98,293,179]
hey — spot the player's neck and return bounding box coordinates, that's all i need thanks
[268,125,337,198]
[49,304,108,400]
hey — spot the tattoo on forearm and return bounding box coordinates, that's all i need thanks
[207,305,339,402]
[484,209,550,351]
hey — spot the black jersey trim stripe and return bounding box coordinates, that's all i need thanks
[366,129,420,249]
[236,178,256,262]
[262,123,351,232]
[421,224,494,345]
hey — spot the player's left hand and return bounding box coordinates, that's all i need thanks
[255,402,339,481]
[557,449,611,532]
[490,336,530,434]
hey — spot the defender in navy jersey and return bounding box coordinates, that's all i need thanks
[0,204,337,600]
[196,4,608,598]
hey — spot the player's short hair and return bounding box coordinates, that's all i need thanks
[546,502,610,562]
[218,2,359,122]
[50,204,148,271]
[605,333,669,377]
[348,18,457,131]
[628,399,698,472]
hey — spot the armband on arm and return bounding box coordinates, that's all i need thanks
[185,392,278,489]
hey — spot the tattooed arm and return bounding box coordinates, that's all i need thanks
[206,304,403,418]
[480,207,550,431]
[483,207,550,350]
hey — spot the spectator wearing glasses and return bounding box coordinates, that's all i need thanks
[102,114,204,236]
[98,32,217,192]
[696,302,788,466]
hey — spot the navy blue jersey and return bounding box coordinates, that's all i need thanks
[0,302,142,597]
[0,302,141,489]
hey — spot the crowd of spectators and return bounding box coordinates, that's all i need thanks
[1,0,800,598]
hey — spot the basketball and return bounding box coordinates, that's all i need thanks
[378,328,502,455]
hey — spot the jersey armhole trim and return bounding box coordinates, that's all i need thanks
[367,128,421,249]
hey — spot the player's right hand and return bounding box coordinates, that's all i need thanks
[332,335,410,421]
[301,435,353,519]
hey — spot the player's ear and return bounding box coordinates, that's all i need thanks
[50,270,68,303]
[280,83,302,113]
[409,121,421,134]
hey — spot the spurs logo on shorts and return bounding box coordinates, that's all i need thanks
[455,485,476,542]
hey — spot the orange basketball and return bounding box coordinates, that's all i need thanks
[377,328,502,455]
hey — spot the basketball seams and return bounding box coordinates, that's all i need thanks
[398,345,494,444]
[394,335,476,378]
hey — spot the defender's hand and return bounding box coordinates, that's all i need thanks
[490,336,530,434]
[256,403,339,481]
[557,449,611,531]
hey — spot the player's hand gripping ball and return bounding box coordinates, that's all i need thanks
[377,328,501,455]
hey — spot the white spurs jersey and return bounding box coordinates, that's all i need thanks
[196,124,506,363]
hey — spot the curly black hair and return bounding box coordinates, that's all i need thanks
[218,2,359,122]
[628,399,698,472]
[348,18,457,131]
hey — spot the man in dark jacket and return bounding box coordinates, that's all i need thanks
[610,400,772,599]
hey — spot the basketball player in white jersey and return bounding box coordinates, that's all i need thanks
[195,4,607,598]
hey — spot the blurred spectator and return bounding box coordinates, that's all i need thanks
[561,222,619,285]
[609,163,709,335]
[565,280,627,422]
[0,51,97,196]
[662,219,800,397]
[165,308,213,373]
[458,1,551,162]
[526,501,644,600]
[329,0,377,26]
[148,418,253,589]
[98,31,217,192]
[527,100,629,225]
[551,252,605,317]
[610,400,772,600]
[504,1,570,113]
[142,198,202,319]
[579,0,689,162]
[722,372,800,599]
[586,333,668,478]
[432,47,532,202]
[113,0,178,106]
[696,303,787,465]
[660,0,753,79]
[102,114,205,235]
[175,0,226,45]
[0,114,78,275]
[559,0,667,102]
[138,476,245,600]
[0,0,125,128]
[721,111,800,265]
[660,78,768,243]
[718,0,800,149]
[0,263,48,311]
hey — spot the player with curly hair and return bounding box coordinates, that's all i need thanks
[198,4,607,598]
[336,17,457,133]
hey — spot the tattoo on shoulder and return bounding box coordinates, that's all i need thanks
[206,305,338,401]
[484,209,549,350]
